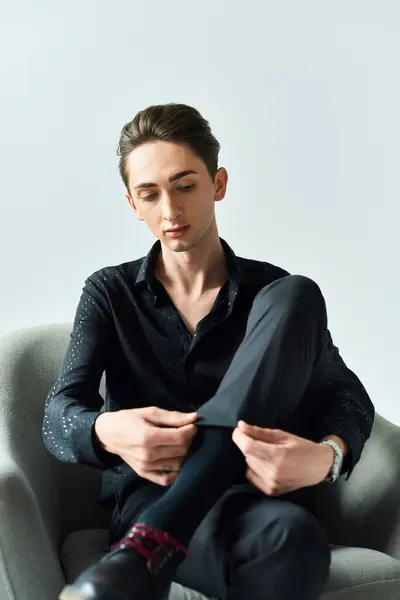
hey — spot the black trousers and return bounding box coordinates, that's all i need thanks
[110,275,332,600]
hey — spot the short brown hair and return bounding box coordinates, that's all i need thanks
[117,103,221,192]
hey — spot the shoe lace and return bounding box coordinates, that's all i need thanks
[111,523,189,569]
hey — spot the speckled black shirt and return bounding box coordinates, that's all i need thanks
[42,238,374,510]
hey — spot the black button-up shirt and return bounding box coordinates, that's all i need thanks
[43,238,374,509]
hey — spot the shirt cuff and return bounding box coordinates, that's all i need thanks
[331,428,362,480]
[70,410,122,470]
[318,423,363,481]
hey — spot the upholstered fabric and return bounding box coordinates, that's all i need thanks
[0,324,399,600]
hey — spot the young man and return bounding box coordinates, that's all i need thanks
[43,103,375,600]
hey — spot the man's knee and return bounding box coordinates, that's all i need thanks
[256,274,323,306]
[252,275,327,328]
[242,501,331,571]
[231,501,331,597]
[266,503,331,581]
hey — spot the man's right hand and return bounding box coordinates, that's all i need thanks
[94,406,198,486]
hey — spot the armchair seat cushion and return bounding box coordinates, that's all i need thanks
[323,544,400,600]
[60,529,400,600]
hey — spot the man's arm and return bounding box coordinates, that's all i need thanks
[316,328,375,480]
[42,272,122,470]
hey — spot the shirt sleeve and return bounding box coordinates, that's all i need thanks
[42,272,122,470]
[317,328,375,480]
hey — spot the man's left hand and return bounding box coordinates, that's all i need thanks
[232,421,334,496]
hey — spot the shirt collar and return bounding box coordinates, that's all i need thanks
[134,237,245,289]
[134,240,161,289]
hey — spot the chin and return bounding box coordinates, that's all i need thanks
[163,234,199,252]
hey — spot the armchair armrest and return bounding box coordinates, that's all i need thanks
[0,326,69,599]
[0,459,65,600]
[317,414,400,560]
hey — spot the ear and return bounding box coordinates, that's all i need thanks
[126,193,144,221]
[214,167,228,202]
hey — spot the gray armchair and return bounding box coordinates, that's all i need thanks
[0,324,399,600]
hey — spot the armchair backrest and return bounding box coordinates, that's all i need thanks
[0,324,109,545]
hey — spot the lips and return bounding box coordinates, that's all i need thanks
[165,226,188,233]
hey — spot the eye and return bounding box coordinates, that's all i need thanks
[141,184,196,202]
[176,184,196,192]
[141,192,158,201]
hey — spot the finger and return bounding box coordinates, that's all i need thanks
[232,427,254,455]
[246,466,271,494]
[232,426,247,452]
[141,469,178,487]
[246,465,281,496]
[146,456,183,472]
[143,407,198,427]
[158,472,180,485]
[126,457,181,486]
[245,465,260,485]
[233,427,275,460]
[126,457,179,486]
[135,441,194,463]
[132,430,199,463]
[238,421,288,443]
[245,454,271,479]
[142,422,198,448]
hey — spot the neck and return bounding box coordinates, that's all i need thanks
[155,223,228,297]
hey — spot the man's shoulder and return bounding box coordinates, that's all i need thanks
[84,256,145,290]
[237,255,290,285]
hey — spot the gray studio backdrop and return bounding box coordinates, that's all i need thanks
[1,1,399,424]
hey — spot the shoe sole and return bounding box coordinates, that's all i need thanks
[59,584,146,600]
[59,587,82,600]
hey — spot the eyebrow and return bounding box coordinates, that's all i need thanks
[133,170,198,190]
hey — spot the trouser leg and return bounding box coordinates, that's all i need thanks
[196,274,328,430]
[111,485,330,600]
[174,488,330,600]
[222,491,331,600]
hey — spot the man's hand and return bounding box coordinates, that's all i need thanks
[94,407,198,486]
[232,421,335,496]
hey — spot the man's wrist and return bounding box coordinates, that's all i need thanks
[320,434,348,457]
[93,412,115,454]
[91,412,124,468]
[318,442,336,480]
[319,435,347,482]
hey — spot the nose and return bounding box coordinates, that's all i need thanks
[161,192,182,222]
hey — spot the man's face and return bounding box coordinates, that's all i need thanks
[125,140,227,252]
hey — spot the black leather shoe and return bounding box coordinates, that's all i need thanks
[59,523,188,600]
